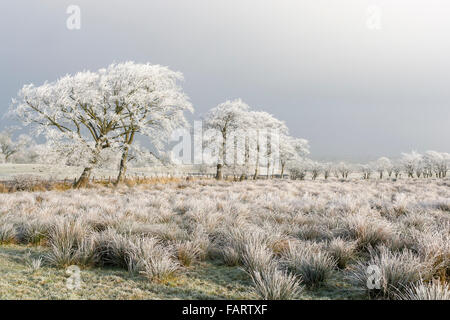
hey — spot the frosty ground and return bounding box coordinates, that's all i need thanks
[0,178,449,300]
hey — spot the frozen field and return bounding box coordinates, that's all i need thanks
[0,179,449,299]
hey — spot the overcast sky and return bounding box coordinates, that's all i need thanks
[1,0,449,161]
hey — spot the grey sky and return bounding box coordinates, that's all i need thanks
[1,0,449,161]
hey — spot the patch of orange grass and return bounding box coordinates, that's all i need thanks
[0,183,8,193]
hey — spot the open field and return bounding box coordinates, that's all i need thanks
[0,164,207,182]
[0,178,449,300]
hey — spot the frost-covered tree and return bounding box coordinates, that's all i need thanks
[278,135,309,178]
[423,151,450,178]
[261,115,289,179]
[203,99,251,180]
[401,151,423,178]
[0,130,31,163]
[392,161,402,179]
[337,162,352,179]
[322,162,332,180]
[375,157,392,179]
[359,164,372,180]
[248,111,291,180]
[11,69,115,187]
[309,161,322,180]
[10,62,192,187]
[97,62,192,183]
[288,161,308,180]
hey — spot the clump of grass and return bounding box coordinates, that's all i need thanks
[296,224,332,241]
[175,240,202,266]
[45,220,91,268]
[345,214,395,250]
[348,246,434,299]
[411,229,449,280]
[94,228,133,269]
[328,237,357,269]
[281,241,336,287]
[125,236,161,272]
[190,228,211,261]
[24,251,43,272]
[240,242,275,274]
[17,219,51,245]
[222,227,275,269]
[395,279,450,300]
[139,253,179,283]
[128,237,179,282]
[248,262,303,300]
[75,236,98,267]
[221,246,240,266]
[270,238,292,256]
[0,222,16,244]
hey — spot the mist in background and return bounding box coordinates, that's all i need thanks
[1,0,449,162]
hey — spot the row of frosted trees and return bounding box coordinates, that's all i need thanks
[4,62,309,184]
[201,99,309,180]
[288,151,449,181]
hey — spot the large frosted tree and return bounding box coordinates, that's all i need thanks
[97,62,193,183]
[10,62,192,186]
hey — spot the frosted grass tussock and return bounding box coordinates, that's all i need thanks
[174,240,203,266]
[128,238,179,282]
[0,222,16,244]
[139,253,179,282]
[222,227,275,271]
[395,280,450,300]
[348,246,434,298]
[24,251,43,272]
[410,228,450,277]
[327,237,357,269]
[296,224,333,241]
[344,214,396,250]
[248,262,304,300]
[221,246,240,266]
[281,241,336,287]
[94,228,134,269]
[240,242,275,274]
[45,219,91,268]
[16,217,53,245]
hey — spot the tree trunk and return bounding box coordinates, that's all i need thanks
[216,130,227,180]
[115,131,135,185]
[116,146,129,184]
[74,167,92,188]
[280,163,285,179]
[253,143,260,180]
[216,163,223,180]
[244,136,249,178]
[253,159,259,180]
